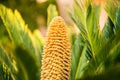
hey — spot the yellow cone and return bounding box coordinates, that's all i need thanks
[41,16,71,80]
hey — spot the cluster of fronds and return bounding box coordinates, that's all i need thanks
[0,4,44,80]
[69,0,120,79]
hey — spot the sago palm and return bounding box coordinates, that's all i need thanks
[0,0,120,80]
[69,0,120,80]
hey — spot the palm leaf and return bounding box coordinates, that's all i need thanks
[0,4,40,80]
[0,4,37,55]
[71,34,85,80]
[69,0,120,79]
[80,64,120,80]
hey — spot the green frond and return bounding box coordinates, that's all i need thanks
[0,4,41,80]
[69,0,120,79]
[71,34,85,79]
[47,4,58,25]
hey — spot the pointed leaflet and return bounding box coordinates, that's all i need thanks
[101,18,114,40]
[105,0,120,33]
[47,4,58,25]
[75,43,91,79]
[33,29,44,56]
[71,34,85,80]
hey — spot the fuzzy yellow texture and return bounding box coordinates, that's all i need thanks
[41,16,71,80]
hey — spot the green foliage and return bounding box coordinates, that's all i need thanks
[0,4,44,80]
[1,0,120,80]
[47,4,58,25]
[0,46,14,80]
[0,63,13,80]
[0,3,59,80]
[14,46,40,80]
[0,5,36,54]
[69,0,120,79]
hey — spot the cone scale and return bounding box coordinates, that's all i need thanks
[41,16,71,80]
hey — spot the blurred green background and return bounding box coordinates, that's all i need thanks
[0,0,56,31]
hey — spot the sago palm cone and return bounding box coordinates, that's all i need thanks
[41,16,71,80]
